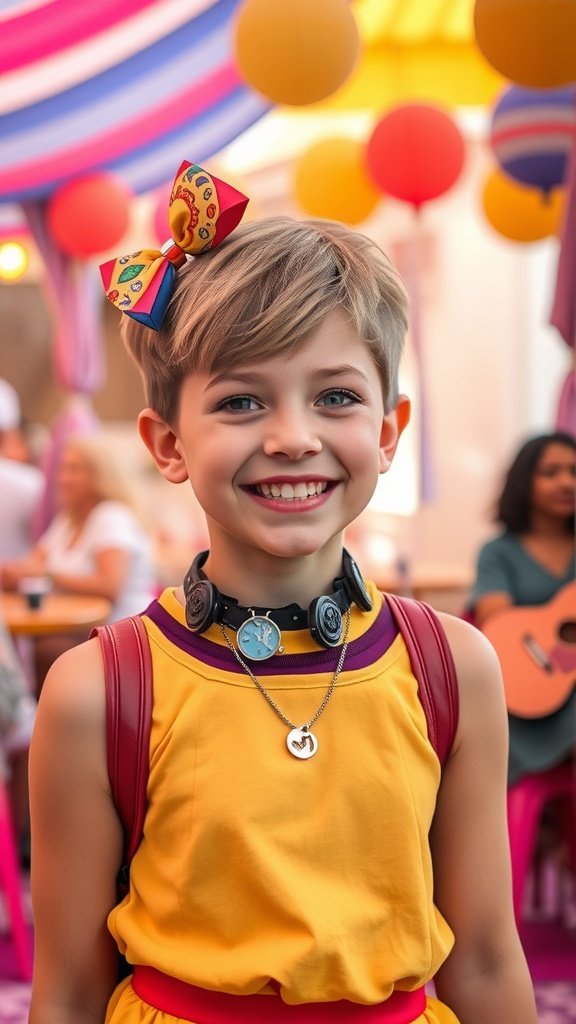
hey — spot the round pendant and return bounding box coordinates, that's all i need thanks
[287,727,318,759]
[237,615,282,661]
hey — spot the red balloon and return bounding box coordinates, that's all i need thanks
[152,183,172,245]
[47,174,131,257]
[365,105,466,209]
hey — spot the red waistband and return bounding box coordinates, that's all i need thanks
[131,967,427,1024]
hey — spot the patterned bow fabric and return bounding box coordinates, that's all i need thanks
[100,161,249,330]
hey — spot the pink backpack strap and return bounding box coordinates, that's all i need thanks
[385,594,459,766]
[91,616,153,889]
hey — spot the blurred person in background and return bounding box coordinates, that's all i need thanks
[1,432,157,692]
[470,432,576,923]
[0,377,43,860]
[471,431,576,785]
[0,377,44,560]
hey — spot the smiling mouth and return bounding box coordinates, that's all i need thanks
[251,481,330,501]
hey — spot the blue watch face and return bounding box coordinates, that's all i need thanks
[237,616,282,660]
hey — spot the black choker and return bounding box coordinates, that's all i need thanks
[183,549,372,660]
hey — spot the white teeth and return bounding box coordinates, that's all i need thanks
[254,481,328,500]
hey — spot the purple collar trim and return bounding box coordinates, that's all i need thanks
[142,598,398,676]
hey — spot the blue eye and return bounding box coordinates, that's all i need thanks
[317,389,361,408]
[217,395,260,413]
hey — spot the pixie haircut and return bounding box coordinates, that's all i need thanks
[122,216,409,425]
[496,431,576,534]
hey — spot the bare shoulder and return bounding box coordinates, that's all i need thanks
[434,611,507,750]
[435,611,502,683]
[32,636,108,788]
[36,635,105,718]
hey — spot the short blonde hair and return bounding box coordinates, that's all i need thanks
[122,217,409,423]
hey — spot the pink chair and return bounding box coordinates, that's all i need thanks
[0,777,32,980]
[507,761,576,922]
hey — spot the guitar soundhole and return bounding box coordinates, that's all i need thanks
[558,621,576,645]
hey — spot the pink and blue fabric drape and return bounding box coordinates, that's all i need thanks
[0,0,270,201]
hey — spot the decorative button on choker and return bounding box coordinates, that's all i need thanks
[219,611,350,759]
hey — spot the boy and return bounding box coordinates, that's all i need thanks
[29,208,537,1023]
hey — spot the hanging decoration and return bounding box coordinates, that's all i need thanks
[363,102,465,505]
[47,174,132,258]
[365,104,465,210]
[294,138,380,224]
[482,169,564,244]
[490,85,576,195]
[0,0,262,534]
[23,202,103,529]
[233,0,360,106]
[474,0,576,89]
[556,371,575,435]
[0,1,271,205]
[551,120,576,351]
[550,105,576,435]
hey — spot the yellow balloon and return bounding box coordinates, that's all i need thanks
[482,169,564,243]
[294,138,380,224]
[234,0,360,106]
[474,0,576,88]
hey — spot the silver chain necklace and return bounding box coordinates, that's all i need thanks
[219,610,351,760]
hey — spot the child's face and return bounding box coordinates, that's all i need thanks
[144,309,408,565]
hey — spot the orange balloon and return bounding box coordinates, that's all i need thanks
[482,169,565,243]
[234,0,360,106]
[294,138,380,224]
[474,0,576,88]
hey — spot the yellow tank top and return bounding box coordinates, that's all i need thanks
[108,583,454,1006]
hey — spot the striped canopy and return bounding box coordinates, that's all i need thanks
[0,0,271,205]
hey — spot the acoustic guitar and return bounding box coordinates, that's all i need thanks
[482,581,576,718]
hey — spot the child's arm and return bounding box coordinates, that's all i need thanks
[430,615,538,1023]
[28,638,123,1023]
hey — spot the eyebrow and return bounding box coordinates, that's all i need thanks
[204,365,372,391]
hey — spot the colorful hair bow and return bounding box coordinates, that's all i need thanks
[100,161,249,330]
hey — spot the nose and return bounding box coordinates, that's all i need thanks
[262,407,322,460]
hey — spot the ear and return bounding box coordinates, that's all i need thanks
[138,408,189,484]
[378,394,411,474]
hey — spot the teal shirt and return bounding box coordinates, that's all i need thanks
[472,533,575,784]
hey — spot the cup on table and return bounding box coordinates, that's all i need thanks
[17,576,52,611]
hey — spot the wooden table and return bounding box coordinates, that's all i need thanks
[374,565,472,602]
[0,592,111,636]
